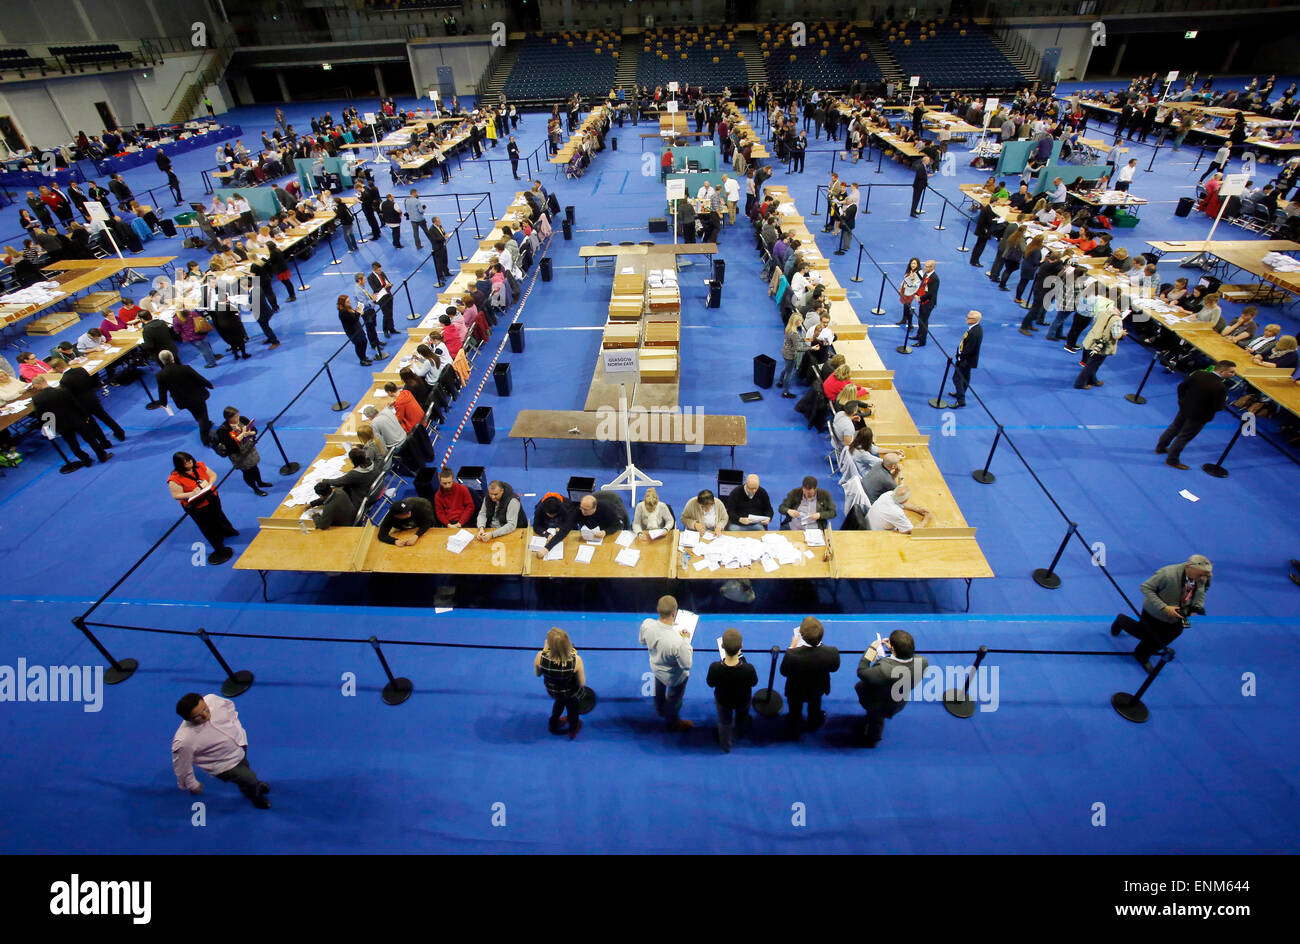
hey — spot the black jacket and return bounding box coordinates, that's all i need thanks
[141,319,179,362]
[956,323,983,369]
[327,463,382,507]
[533,496,578,551]
[155,363,213,409]
[30,385,89,434]
[780,644,841,699]
[56,366,100,410]
[919,270,940,310]
[378,497,437,544]
[724,485,773,523]
[1177,370,1229,423]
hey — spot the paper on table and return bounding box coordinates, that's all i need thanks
[675,609,699,639]
[544,542,564,561]
[679,530,700,549]
[574,544,595,564]
[579,525,604,544]
[692,557,712,571]
[614,547,640,567]
[615,530,635,547]
[446,529,473,554]
[647,528,666,540]
[528,535,546,551]
[760,554,779,573]
[803,549,814,559]
[804,528,826,546]
[1179,489,1200,503]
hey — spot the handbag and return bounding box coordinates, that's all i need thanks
[192,315,213,334]
[276,270,291,282]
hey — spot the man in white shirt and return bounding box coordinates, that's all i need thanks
[171,693,271,808]
[76,327,112,354]
[867,483,931,532]
[638,594,694,732]
[1048,177,1068,206]
[1115,158,1138,192]
[721,173,740,224]
[227,193,251,215]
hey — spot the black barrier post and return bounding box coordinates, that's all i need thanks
[260,421,300,476]
[369,635,412,705]
[896,320,913,355]
[486,191,496,220]
[73,617,137,684]
[1032,521,1078,589]
[751,645,784,717]
[455,193,465,222]
[1125,353,1158,404]
[139,372,164,410]
[405,281,420,321]
[454,224,468,261]
[862,185,871,215]
[830,150,837,175]
[1112,647,1174,723]
[197,627,254,697]
[292,256,310,292]
[956,212,972,252]
[875,145,885,174]
[1202,413,1249,478]
[972,425,1003,484]
[933,198,947,231]
[325,231,340,266]
[849,244,865,283]
[1193,142,1206,171]
[486,159,495,183]
[928,358,954,409]
[870,272,887,315]
[324,362,350,412]
[943,645,988,718]
[47,437,83,475]
[1146,140,1160,173]
[471,207,482,239]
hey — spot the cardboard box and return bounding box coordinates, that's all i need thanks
[639,350,677,382]
[608,297,644,321]
[602,322,641,348]
[643,321,679,348]
[26,311,80,336]
[72,291,121,314]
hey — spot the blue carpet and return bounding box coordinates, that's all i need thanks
[2,81,1299,853]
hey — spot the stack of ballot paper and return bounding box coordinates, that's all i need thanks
[283,454,349,507]
[446,529,474,554]
[528,535,564,560]
[682,532,807,571]
[614,547,640,567]
[674,609,699,639]
[579,525,605,544]
[615,531,635,547]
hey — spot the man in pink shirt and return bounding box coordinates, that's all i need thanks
[171,693,271,809]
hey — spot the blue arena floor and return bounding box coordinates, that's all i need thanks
[1,78,1298,854]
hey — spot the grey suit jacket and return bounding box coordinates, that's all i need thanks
[856,654,930,711]
[1140,564,1209,623]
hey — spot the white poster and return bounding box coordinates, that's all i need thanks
[603,348,640,380]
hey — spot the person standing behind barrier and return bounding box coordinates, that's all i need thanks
[535,628,586,739]
[352,273,386,359]
[1155,360,1236,470]
[914,260,939,347]
[949,311,982,408]
[168,451,238,565]
[639,594,694,732]
[896,257,922,328]
[337,294,373,366]
[334,197,358,252]
[780,616,840,736]
[854,630,928,747]
[369,262,398,338]
[835,184,858,255]
[172,692,270,808]
[909,155,931,217]
[706,628,757,753]
[1111,555,1212,671]
[212,406,272,496]
[429,217,451,286]
[404,189,430,251]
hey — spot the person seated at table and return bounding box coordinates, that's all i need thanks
[16,352,52,382]
[1084,231,1114,259]
[831,398,868,448]
[1062,226,1098,253]
[1008,182,1033,211]
[378,497,437,546]
[1130,262,1159,297]
[306,480,357,530]
[129,201,160,231]
[382,380,423,434]
[1221,306,1260,344]
[1193,291,1224,328]
[805,311,836,366]
[821,362,870,405]
[352,423,384,467]
[778,476,837,530]
[209,195,228,216]
[0,359,29,404]
[428,467,473,528]
[1157,277,1190,306]
[476,480,521,542]
[681,489,728,538]
[862,453,904,504]
[867,483,932,533]
[1250,334,1298,371]
[75,326,111,355]
[227,192,251,216]
[531,492,577,554]
[1103,246,1134,273]
[725,474,774,531]
[325,446,380,508]
[632,487,676,540]
[437,313,464,359]
[844,426,884,479]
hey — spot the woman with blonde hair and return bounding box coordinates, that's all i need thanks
[779,312,810,397]
[355,423,383,466]
[633,486,675,540]
[534,628,586,738]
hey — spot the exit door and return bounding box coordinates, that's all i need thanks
[0,116,26,153]
[437,66,455,102]
[94,101,117,131]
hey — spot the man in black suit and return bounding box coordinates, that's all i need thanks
[507,137,521,179]
[915,260,939,347]
[359,181,382,241]
[950,310,982,407]
[834,187,858,255]
[909,155,931,217]
[368,262,397,337]
[780,616,841,735]
[855,629,929,747]
[49,358,125,441]
[27,375,113,467]
[138,310,180,365]
[429,216,451,285]
[155,350,215,444]
[1156,360,1237,469]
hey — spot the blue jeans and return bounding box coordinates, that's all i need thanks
[190,337,217,367]
[1044,306,1071,341]
[654,678,686,725]
[728,521,767,531]
[778,355,796,389]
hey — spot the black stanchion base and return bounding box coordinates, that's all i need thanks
[1032,568,1062,589]
[59,461,84,475]
[331,400,351,412]
[145,402,164,411]
[298,283,310,292]
[896,344,912,355]
[104,657,138,685]
[956,246,970,253]
[407,313,421,320]
[870,306,886,315]
[972,469,996,484]
[382,677,414,705]
[943,690,977,719]
[1111,691,1150,723]
[751,689,784,718]
[928,397,952,409]
[221,669,254,698]
[1124,393,1147,405]
[279,462,301,476]
[577,687,598,714]
[1201,463,1229,478]
[850,275,863,283]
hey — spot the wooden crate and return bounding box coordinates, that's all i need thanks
[613,273,644,294]
[72,291,120,314]
[646,287,680,312]
[26,310,80,336]
[639,350,677,382]
[602,322,641,348]
[643,321,679,349]
[608,296,644,321]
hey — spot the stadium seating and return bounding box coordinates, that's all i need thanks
[635,26,747,92]
[885,19,1022,89]
[503,31,621,103]
[0,48,45,74]
[49,43,133,68]
[762,22,883,89]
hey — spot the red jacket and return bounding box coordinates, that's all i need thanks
[393,389,423,433]
[822,374,868,403]
[441,320,464,358]
[464,306,489,343]
[434,482,475,527]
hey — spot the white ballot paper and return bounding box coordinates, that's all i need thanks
[615,530,635,547]
[1179,489,1200,503]
[446,529,473,554]
[647,528,667,540]
[614,547,640,567]
[579,525,604,544]
[574,544,595,564]
[528,535,546,552]
[675,609,699,640]
[679,530,701,549]
[717,636,727,659]
[544,542,564,561]
[804,528,826,547]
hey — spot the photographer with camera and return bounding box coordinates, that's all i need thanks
[1111,555,1212,671]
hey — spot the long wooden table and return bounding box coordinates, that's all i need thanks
[509,408,747,469]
